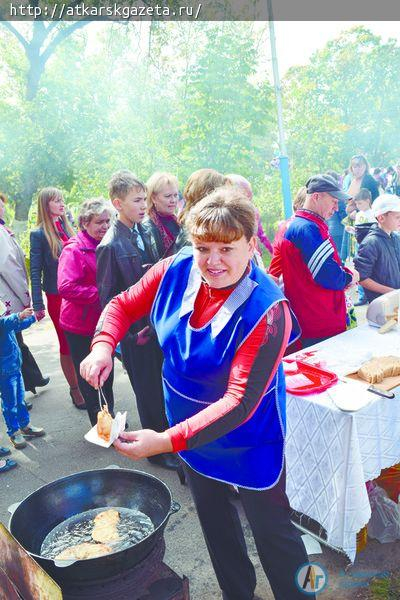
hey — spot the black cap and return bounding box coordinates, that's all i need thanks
[306,174,352,202]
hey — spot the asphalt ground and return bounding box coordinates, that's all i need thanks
[0,307,399,600]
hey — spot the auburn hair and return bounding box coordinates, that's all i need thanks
[185,186,256,243]
[179,169,229,224]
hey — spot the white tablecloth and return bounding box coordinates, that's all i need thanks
[285,324,400,561]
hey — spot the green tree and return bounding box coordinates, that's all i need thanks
[284,27,400,179]
[172,23,275,185]
[0,18,88,231]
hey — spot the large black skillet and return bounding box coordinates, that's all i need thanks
[8,467,179,584]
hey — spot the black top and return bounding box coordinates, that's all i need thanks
[96,219,159,335]
[354,224,400,302]
[30,224,69,311]
[361,172,380,202]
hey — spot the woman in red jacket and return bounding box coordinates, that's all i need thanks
[81,188,311,600]
[58,198,113,425]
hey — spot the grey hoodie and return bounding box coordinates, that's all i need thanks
[0,224,31,314]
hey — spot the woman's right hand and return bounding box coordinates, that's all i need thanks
[34,309,46,321]
[80,343,113,388]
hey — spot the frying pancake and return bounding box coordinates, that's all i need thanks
[94,509,120,525]
[92,509,120,543]
[55,542,112,560]
[97,405,113,441]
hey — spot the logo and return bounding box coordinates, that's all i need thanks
[295,563,328,595]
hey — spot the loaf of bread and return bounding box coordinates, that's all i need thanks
[358,356,400,384]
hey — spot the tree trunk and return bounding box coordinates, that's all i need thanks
[12,157,38,238]
[0,19,88,227]
[26,56,46,101]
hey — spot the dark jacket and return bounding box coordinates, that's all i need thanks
[145,216,181,259]
[168,227,190,257]
[354,224,400,302]
[30,226,68,310]
[327,200,347,252]
[361,173,380,202]
[96,219,158,336]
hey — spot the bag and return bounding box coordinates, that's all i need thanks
[375,464,400,503]
[345,291,357,330]
[367,484,400,543]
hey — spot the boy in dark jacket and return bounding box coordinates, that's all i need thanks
[96,170,178,470]
[0,301,45,449]
[354,194,400,302]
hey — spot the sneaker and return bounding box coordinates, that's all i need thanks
[10,432,27,449]
[0,458,17,473]
[21,425,45,438]
[0,446,11,457]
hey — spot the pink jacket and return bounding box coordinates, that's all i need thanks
[58,231,102,336]
[255,208,273,254]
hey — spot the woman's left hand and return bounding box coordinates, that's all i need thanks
[113,429,173,460]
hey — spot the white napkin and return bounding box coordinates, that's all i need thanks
[84,411,127,448]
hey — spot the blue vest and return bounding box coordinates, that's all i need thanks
[151,248,298,489]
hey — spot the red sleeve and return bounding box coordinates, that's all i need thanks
[268,238,283,279]
[92,256,174,350]
[168,301,291,452]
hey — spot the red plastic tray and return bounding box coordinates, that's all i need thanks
[283,359,338,395]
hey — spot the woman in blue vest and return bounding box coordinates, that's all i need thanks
[81,188,313,600]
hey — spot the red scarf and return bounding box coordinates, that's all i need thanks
[149,208,178,254]
[55,218,69,245]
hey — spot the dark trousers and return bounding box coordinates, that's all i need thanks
[64,331,114,426]
[184,464,314,600]
[16,331,45,394]
[120,335,168,432]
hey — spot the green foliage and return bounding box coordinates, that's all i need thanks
[171,23,275,180]
[370,572,400,599]
[283,26,400,186]
[0,21,277,230]
[1,22,400,242]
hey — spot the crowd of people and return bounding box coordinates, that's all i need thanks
[1,157,400,598]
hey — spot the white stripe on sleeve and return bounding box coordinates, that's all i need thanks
[307,239,331,273]
[310,246,334,279]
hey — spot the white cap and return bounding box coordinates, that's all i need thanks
[372,194,400,217]
[0,300,6,317]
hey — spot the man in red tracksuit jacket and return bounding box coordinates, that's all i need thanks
[269,174,359,348]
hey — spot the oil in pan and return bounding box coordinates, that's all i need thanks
[40,506,154,560]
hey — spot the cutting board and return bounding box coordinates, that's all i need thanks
[345,371,400,391]
[0,523,61,600]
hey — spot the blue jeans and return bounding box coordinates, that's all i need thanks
[0,372,29,436]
